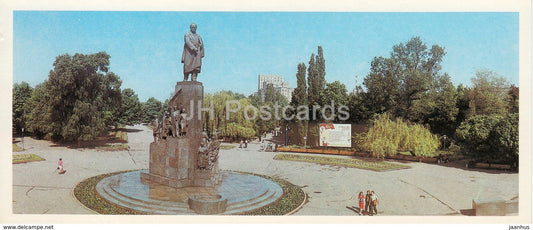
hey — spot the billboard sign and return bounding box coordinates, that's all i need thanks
[319,124,351,147]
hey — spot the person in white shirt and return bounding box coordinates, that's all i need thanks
[370,191,379,215]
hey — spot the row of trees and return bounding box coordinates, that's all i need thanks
[199,84,289,140]
[284,37,518,164]
[12,52,170,142]
[13,37,519,165]
[12,51,290,142]
[348,38,518,136]
[286,46,351,146]
[13,52,123,141]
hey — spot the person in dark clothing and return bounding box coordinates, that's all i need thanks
[364,190,371,214]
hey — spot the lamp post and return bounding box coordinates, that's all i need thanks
[443,135,447,151]
[285,126,288,146]
[21,128,24,150]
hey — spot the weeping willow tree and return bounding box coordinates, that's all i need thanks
[357,113,439,158]
[202,91,256,139]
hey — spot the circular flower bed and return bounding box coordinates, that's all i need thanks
[236,172,306,215]
[74,170,146,214]
[74,170,305,215]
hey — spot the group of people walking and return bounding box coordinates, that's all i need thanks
[358,190,379,215]
[239,139,248,148]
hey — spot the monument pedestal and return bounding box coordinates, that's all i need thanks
[194,164,222,187]
[141,81,221,189]
[141,138,194,188]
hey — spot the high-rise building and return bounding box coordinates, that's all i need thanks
[257,74,294,103]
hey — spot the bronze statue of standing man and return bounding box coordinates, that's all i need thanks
[181,23,204,81]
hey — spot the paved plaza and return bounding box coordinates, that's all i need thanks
[12,125,518,215]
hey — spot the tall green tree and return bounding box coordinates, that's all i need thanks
[455,84,471,130]
[12,81,33,134]
[411,74,459,136]
[141,97,163,124]
[320,81,348,122]
[290,63,308,108]
[114,88,142,126]
[307,53,316,107]
[316,46,326,97]
[307,46,326,120]
[347,86,367,122]
[507,84,519,114]
[263,83,288,106]
[25,82,50,138]
[467,70,510,117]
[488,113,518,165]
[363,56,401,116]
[362,37,450,126]
[258,84,288,134]
[44,52,122,141]
[287,63,309,145]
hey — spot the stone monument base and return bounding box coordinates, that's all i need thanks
[141,172,192,188]
[140,136,222,188]
[194,169,222,187]
[141,137,195,189]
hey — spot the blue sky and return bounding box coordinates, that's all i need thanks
[13,11,519,102]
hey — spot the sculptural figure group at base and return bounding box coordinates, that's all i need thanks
[152,106,189,142]
[197,130,220,170]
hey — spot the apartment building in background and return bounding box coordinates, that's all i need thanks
[257,74,294,103]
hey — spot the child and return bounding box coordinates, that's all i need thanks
[57,158,65,174]
[358,191,365,215]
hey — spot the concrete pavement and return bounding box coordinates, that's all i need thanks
[12,125,519,215]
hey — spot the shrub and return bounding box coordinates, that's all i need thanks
[455,113,518,167]
[488,113,519,164]
[359,113,439,158]
[222,122,256,139]
[455,114,503,155]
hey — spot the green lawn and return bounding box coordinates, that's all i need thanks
[274,153,410,172]
[114,130,128,142]
[13,154,45,164]
[220,144,236,150]
[95,143,129,151]
[12,144,24,152]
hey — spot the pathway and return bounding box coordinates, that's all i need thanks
[12,125,519,215]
